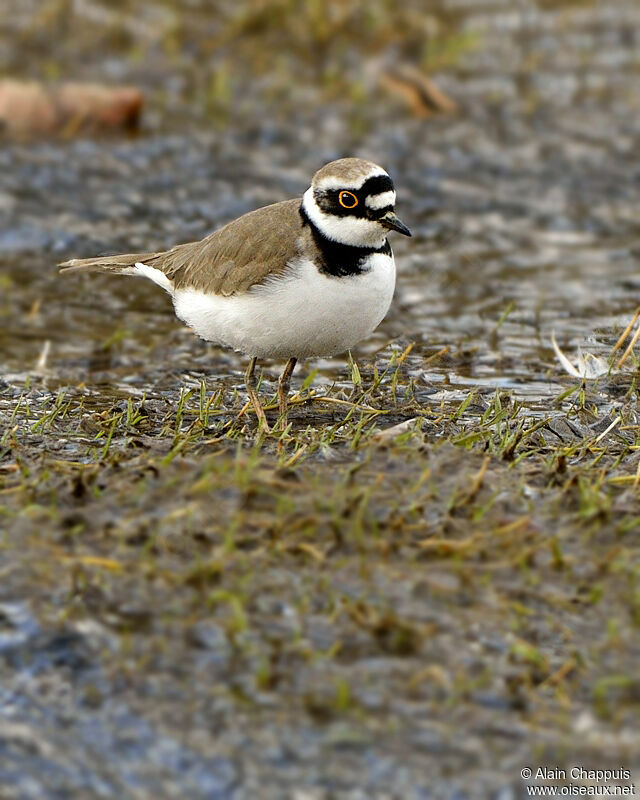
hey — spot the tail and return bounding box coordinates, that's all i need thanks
[58,252,157,274]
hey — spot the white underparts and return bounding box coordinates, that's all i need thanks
[302,189,388,249]
[171,254,396,360]
[130,262,174,293]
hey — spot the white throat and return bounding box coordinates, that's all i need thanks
[302,188,388,249]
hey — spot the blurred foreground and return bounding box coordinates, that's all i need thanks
[1,1,640,798]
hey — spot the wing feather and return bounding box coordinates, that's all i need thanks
[147,199,305,295]
[59,199,307,296]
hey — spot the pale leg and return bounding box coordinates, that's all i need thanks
[245,357,270,431]
[277,357,297,430]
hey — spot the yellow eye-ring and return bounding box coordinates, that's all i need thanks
[338,191,358,209]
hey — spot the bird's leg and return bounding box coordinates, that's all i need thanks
[244,357,270,431]
[277,357,297,430]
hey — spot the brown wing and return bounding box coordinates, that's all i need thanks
[146,198,305,295]
[60,198,307,296]
[58,251,159,273]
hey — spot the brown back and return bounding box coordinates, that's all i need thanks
[59,198,310,297]
[147,199,306,295]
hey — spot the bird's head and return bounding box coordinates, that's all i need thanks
[302,158,411,249]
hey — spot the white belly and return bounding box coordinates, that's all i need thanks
[171,253,396,360]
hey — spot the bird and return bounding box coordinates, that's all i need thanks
[59,157,411,431]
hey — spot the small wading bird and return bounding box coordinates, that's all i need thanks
[59,158,411,431]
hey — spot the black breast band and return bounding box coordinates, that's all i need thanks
[299,205,391,277]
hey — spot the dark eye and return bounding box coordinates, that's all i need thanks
[338,191,358,209]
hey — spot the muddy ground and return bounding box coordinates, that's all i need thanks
[1,0,640,798]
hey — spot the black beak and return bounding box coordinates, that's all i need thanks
[379,211,412,237]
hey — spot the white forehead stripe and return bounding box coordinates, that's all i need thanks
[365,191,396,210]
[314,168,389,192]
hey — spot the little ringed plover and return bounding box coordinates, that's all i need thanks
[59,157,411,430]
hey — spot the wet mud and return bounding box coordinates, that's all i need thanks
[1,0,640,798]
